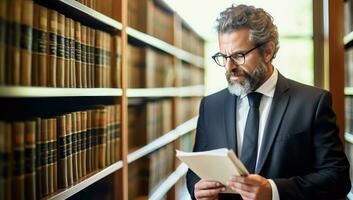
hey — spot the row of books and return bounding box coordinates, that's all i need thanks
[128,0,174,45]
[181,26,204,57]
[128,99,173,150]
[127,44,174,88]
[0,104,121,200]
[345,48,353,87]
[181,63,204,86]
[346,96,353,134]
[178,97,201,123]
[0,1,121,88]
[128,143,174,200]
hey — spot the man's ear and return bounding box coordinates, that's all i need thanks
[264,41,275,63]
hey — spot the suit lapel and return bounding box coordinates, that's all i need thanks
[256,73,290,173]
[224,92,238,154]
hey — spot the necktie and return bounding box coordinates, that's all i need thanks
[240,92,262,173]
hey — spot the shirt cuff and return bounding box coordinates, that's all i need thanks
[268,179,280,200]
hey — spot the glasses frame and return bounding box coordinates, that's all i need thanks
[212,43,264,67]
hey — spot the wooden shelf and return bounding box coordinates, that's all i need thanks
[149,163,188,200]
[344,31,353,49]
[127,85,204,97]
[34,0,122,34]
[0,87,123,97]
[127,27,204,67]
[127,117,198,163]
[47,161,123,200]
[345,87,353,96]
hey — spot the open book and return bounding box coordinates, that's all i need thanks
[176,148,248,192]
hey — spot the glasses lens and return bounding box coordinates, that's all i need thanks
[230,54,245,65]
[214,55,226,66]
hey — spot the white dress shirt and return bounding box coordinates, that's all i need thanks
[236,68,280,200]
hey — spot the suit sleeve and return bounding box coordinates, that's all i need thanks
[186,98,207,200]
[273,91,351,200]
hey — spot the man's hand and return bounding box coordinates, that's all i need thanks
[227,174,272,200]
[194,180,226,200]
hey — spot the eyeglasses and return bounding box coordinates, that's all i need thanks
[212,43,264,67]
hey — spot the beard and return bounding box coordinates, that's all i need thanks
[226,62,268,96]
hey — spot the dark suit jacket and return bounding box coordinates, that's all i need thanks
[186,73,351,200]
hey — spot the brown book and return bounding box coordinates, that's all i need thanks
[35,118,42,198]
[76,111,82,178]
[98,106,107,168]
[0,121,6,199]
[86,110,92,173]
[32,5,48,87]
[92,108,99,170]
[81,25,87,88]
[12,121,25,200]
[47,118,56,194]
[86,27,91,88]
[112,35,121,88]
[65,113,74,186]
[81,111,87,176]
[89,28,95,88]
[95,31,102,87]
[25,120,36,200]
[20,0,33,86]
[75,22,82,88]
[0,0,7,85]
[56,13,65,87]
[69,19,75,88]
[2,122,12,200]
[48,10,58,87]
[40,119,49,196]
[106,106,111,165]
[64,18,70,88]
[114,104,121,162]
[71,112,79,182]
[57,115,68,188]
[7,0,21,85]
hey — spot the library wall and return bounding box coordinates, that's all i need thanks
[0,0,205,199]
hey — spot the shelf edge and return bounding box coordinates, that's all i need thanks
[48,160,123,200]
[149,163,189,200]
[345,87,353,96]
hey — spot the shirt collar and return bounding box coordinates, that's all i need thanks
[240,68,278,99]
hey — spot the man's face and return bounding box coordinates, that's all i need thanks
[218,29,269,95]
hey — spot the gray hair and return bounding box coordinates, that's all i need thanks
[216,4,279,59]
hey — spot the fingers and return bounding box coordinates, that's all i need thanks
[194,180,225,200]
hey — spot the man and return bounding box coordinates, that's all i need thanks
[186,4,351,200]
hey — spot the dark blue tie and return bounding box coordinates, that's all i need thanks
[240,92,262,173]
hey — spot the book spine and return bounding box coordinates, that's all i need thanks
[7,0,21,85]
[20,0,33,86]
[69,19,75,88]
[3,122,12,200]
[98,107,107,168]
[71,112,78,182]
[47,118,56,194]
[56,13,65,88]
[81,111,87,176]
[112,35,121,88]
[25,120,36,200]
[94,31,102,88]
[64,17,70,88]
[35,118,42,198]
[81,25,87,88]
[106,106,111,165]
[114,104,121,162]
[86,27,91,88]
[37,5,48,87]
[12,121,25,200]
[65,113,74,186]
[86,110,92,173]
[57,115,68,188]
[0,0,6,85]
[76,111,82,178]
[75,22,82,88]
[0,121,5,200]
[48,9,58,87]
[90,28,95,87]
[93,108,99,170]
[40,119,49,196]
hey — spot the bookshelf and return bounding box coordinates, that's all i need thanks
[0,0,204,200]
